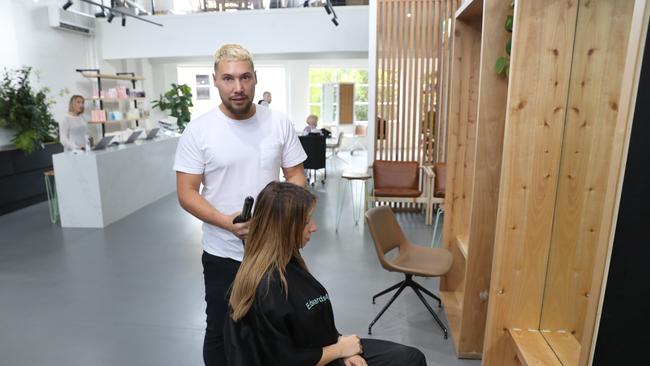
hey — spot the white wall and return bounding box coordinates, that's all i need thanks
[148,57,368,130]
[99,6,369,60]
[0,0,97,148]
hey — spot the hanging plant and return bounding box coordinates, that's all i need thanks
[495,8,514,77]
[0,66,58,153]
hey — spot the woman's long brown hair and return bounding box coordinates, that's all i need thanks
[229,181,316,321]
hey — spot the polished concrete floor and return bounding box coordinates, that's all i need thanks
[0,167,480,365]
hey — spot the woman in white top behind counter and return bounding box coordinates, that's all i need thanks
[60,95,88,151]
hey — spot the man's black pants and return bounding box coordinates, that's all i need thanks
[202,252,240,366]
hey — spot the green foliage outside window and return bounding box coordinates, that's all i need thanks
[308,68,369,122]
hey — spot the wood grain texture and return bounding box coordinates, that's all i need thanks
[459,0,511,357]
[540,0,634,343]
[508,329,562,366]
[542,331,580,366]
[482,1,579,365]
[583,2,650,365]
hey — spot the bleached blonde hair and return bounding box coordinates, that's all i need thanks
[213,44,254,71]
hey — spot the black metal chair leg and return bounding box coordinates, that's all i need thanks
[412,280,443,307]
[411,286,448,339]
[372,281,404,304]
[368,282,407,335]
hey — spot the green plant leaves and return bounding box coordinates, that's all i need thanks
[506,38,512,56]
[152,83,193,131]
[495,57,510,76]
[505,15,513,32]
[0,66,58,153]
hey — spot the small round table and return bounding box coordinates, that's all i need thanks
[336,171,372,231]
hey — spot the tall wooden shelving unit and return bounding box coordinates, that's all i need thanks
[440,0,510,359]
[442,0,648,365]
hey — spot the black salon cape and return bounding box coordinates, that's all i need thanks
[225,260,340,366]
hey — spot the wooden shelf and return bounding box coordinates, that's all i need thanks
[440,291,464,352]
[456,0,483,21]
[541,331,580,366]
[88,97,147,102]
[508,329,561,366]
[455,235,469,259]
[89,117,147,124]
[81,72,145,81]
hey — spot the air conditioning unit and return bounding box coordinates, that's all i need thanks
[48,5,95,36]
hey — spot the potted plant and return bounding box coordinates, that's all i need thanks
[0,66,59,153]
[152,83,193,131]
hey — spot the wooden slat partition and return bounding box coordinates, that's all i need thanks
[374,0,462,165]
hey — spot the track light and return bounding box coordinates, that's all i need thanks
[332,17,339,26]
[95,11,106,18]
[76,0,163,27]
[62,0,73,10]
[121,16,126,26]
[324,4,331,15]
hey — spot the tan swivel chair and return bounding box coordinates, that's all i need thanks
[365,206,453,338]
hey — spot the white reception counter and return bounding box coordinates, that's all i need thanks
[53,136,179,228]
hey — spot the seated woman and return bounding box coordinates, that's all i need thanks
[225,182,426,366]
[302,114,323,136]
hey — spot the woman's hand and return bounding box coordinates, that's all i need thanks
[343,355,367,366]
[337,335,362,359]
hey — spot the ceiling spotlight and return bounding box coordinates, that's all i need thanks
[95,11,106,18]
[303,0,309,7]
[324,4,331,15]
[121,16,126,26]
[332,18,339,26]
[62,0,73,10]
[107,11,114,22]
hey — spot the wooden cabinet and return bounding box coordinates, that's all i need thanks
[442,0,648,364]
[440,0,510,358]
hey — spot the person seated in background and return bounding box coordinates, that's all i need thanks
[302,114,322,135]
[302,114,332,138]
[225,182,427,366]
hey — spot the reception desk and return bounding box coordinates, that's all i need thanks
[53,136,179,228]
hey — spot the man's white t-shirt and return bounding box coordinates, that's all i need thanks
[173,106,307,261]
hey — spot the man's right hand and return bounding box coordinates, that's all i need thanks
[227,212,250,240]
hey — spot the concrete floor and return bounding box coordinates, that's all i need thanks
[0,165,480,366]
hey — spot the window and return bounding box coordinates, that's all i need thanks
[308,67,369,123]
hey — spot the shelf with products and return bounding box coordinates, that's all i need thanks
[76,69,149,136]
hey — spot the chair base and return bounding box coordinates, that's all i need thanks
[368,274,448,339]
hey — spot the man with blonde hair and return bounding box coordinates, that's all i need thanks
[174,43,306,365]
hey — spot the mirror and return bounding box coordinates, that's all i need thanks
[540,0,636,364]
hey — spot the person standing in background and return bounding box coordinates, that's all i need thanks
[257,91,272,107]
[174,44,306,366]
[59,95,88,151]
